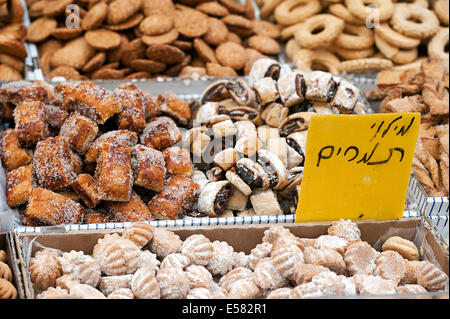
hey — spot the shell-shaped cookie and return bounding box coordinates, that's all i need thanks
[375,251,407,284]
[186,265,213,289]
[160,253,191,270]
[218,267,255,292]
[131,267,160,299]
[314,235,349,256]
[353,275,397,295]
[396,284,429,296]
[93,238,140,276]
[108,288,134,299]
[59,251,101,287]
[254,258,288,289]
[30,251,63,291]
[262,226,292,244]
[137,250,160,273]
[272,233,305,252]
[58,250,84,274]
[69,283,106,299]
[309,271,349,297]
[416,261,449,291]
[232,251,250,269]
[98,274,133,296]
[36,286,69,299]
[56,274,80,291]
[92,233,121,263]
[304,247,346,275]
[0,261,12,282]
[156,267,190,299]
[401,260,421,285]
[207,241,234,276]
[293,264,330,285]
[327,219,361,241]
[0,278,17,299]
[290,281,322,299]
[211,286,229,299]
[181,234,214,266]
[381,236,419,261]
[227,279,262,299]
[122,222,154,248]
[186,287,212,299]
[344,241,379,276]
[266,287,293,299]
[149,228,183,258]
[271,244,304,280]
[249,242,273,270]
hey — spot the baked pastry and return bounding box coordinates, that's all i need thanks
[106,191,153,222]
[113,87,146,132]
[85,130,138,163]
[0,278,17,299]
[207,241,235,276]
[0,129,32,171]
[70,174,99,209]
[327,219,361,241]
[108,288,134,299]
[36,286,69,299]
[416,261,449,291]
[375,251,407,284]
[227,279,262,299]
[12,101,49,145]
[93,237,140,276]
[271,243,305,280]
[0,261,12,282]
[156,267,190,299]
[98,275,133,296]
[254,258,288,289]
[131,267,160,299]
[181,234,214,266]
[218,267,255,292]
[122,222,154,248]
[163,146,194,176]
[186,287,212,299]
[6,163,32,207]
[381,236,419,261]
[69,284,106,299]
[149,228,183,258]
[160,253,191,270]
[136,251,160,273]
[185,265,213,289]
[304,247,346,275]
[344,241,379,276]
[59,112,99,154]
[249,242,273,271]
[55,274,80,291]
[354,275,397,295]
[314,235,349,256]
[292,264,330,286]
[196,181,232,217]
[30,250,63,291]
[140,116,181,150]
[131,144,166,192]
[157,92,191,126]
[58,251,101,288]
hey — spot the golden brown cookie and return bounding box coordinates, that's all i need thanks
[139,14,173,36]
[193,38,217,63]
[202,17,229,46]
[26,17,57,42]
[146,44,185,65]
[215,42,247,70]
[206,62,238,77]
[84,29,122,50]
[382,236,419,261]
[81,1,108,31]
[173,8,210,38]
[246,35,280,55]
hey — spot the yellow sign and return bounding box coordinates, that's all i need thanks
[295,113,420,223]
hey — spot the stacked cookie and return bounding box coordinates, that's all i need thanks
[0,248,17,299]
[257,0,449,74]
[31,221,449,299]
[25,0,282,80]
[0,0,27,81]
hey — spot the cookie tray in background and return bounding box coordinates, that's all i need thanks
[11,217,449,299]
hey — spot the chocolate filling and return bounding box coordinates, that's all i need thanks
[295,74,307,99]
[227,81,249,105]
[201,84,229,103]
[213,183,232,215]
[236,164,262,188]
[326,80,338,103]
[265,65,281,81]
[286,138,305,159]
[257,157,279,188]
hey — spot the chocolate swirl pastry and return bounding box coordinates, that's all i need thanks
[200,81,231,105]
[303,71,338,102]
[197,181,232,217]
[277,72,306,107]
[330,80,360,114]
[256,149,288,190]
[248,58,282,88]
[226,78,256,107]
[236,158,270,191]
[279,112,315,137]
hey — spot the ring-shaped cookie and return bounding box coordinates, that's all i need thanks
[428,27,449,62]
[391,4,440,39]
[374,33,399,59]
[260,0,284,19]
[331,45,374,60]
[274,0,322,26]
[334,23,374,50]
[391,47,418,65]
[285,38,302,60]
[294,14,344,49]
[328,3,366,25]
[374,23,421,49]
[339,57,393,73]
[434,0,449,26]
[293,49,341,74]
[345,0,394,22]
[280,23,304,41]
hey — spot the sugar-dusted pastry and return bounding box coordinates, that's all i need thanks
[55,81,122,124]
[0,278,17,299]
[327,219,361,242]
[6,163,32,207]
[185,265,213,289]
[186,287,212,299]
[262,226,292,244]
[253,77,280,106]
[181,234,214,266]
[98,275,133,296]
[69,284,106,299]
[211,286,229,299]
[58,251,101,287]
[227,279,262,299]
[30,250,63,291]
[163,146,194,177]
[70,174,99,209]
[401,260,421,285]
[59,112,99,155]
[149,228,183,258]
[131,267,160,299]
[55,274,80,291]
[83,210,111,224]
[85,130,138,163]
[137,251,160,274]
[160,253,191,270]
[381,236,419,261]
[207,241,235,276]
[314,235,349,256]
[344,241,380,276]
[43,104,68,129]
[254,258,288,289]
[375,251,407,284]
[0,81,49,105]
[416,261,449,291]
[396,284,429,296]
[0,261,12,282]
[196,181,232,217]
[122,222,154,248]
[304,71,338,102]
[93,143,133,202]
[0,129,32,171]
[116,83,160,120]
[266,287,293,299]
[93,237,140,276]
[131,144,166,192]
[292,271,348,299]
[108,288,134,299]
[157,92,191,126]
[218,267,255,292]
[249,242,273,271]
[304,247,346,275]
[330,79,359,114]
[249,189,282,216]
[271,244,305,280]
[113,87,146,132]
[354,275,397,295]
[293,264,330,286]
[140,116,181,150]
[106,191,153,222]
[33,136,77,190]
[232,251,250,270]
[13,101,49,145]
[147,175,200,220]
[156,267,190,299]
[25,188,84,226]
[36,286,69,299]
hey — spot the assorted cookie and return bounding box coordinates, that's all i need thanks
[0,249,17,299]
[30,220,449,299]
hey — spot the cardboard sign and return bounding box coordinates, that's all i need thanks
[295,113,420,223]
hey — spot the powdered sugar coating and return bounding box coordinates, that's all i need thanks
[344,241,379,276]
[328,219,361,241]
[137,251,160,274]
[228,279,262,299]
[232,251,250,270]
[314,235,349,256]
[160,253,191,270]
[149,228,183,258]
[58,251,101,287]
[99,275,133,296]
[156,267,190,299]
[122,222,154,248]
[93,237,140,276]
[271,244,304,280]
[108,288,134,299]
[185,265,213,289]
[186,288,211,299]
[249,242,273,270]
[36,286,69,299]
[254,258,288,289]
[207,241,234,276]
[218,267,255,292]
[375,251,407,284]
[262,226,292,244]
[304,247,346,275]
[266,287,292,299]
[131,267,160,299]
[181,234,214,266]
[70,283,106,299]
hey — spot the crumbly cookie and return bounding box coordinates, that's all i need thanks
[215,42,247,70]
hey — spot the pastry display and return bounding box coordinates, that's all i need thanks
[23,0,283,80]
[27,221,448,299]
[256,0,449,73]
[366,59,449,197]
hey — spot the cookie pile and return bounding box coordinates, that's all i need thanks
[256,0,449,74]
[25,0,282,80]
[0,248,17,299]
[30,220,449,299]
[0,0,27,81]
[366,59,449,197]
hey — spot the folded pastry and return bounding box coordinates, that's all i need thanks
[303,71,338,102]
[83,209,112,224]
[266,137,288,167]
[0,129,32,171]
[85,130,138,163]
[226,78,256,107]
[25,188,84,226]
[71,174,99,209]
[226,186,249,211]
[256,149,288,190]
[106,192,153,222]
[43,104,69,129]
[163,146,193,177]
[140,116,181,150]
[131,144,166,192]
[0,81,49,105]
[249,189,282,216]
[33,136,77,190]
[13,101,49,145]
[248,59,281,88]
[93,143,133,202]
[117,82,160,119]
[277,72,306,107]
[261,102,289,128]
[6,163,33,207]
[59,112,99,154]
[330,80,360,114]
[113,87,146,132]
[279,112,315,137]
[55,81,122,124]
[157,92,191,126]
[236,158,270,191]
[214,148,240,171]
[253,77,280,107]
[147,175,200,220]
[196,181,232,217]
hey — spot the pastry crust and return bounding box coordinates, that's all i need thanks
[106,192,153,222]
[157,92,191,126]
[140,116,181,150]
[6,163,33,207]
[113,87,146,132]
[131,145,166,192]
[71,174,99,209]
[13,101,49,145]
[85,130,138,163]
[59,112,99,154]
[163,146,193,177]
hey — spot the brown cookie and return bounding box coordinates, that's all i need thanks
[38,39,63,57]
[246,35,280,55]
[172,40,193,51]
[219,0,246,14]
[215,42,247,70]
[106,0,142,25]
[51,37,96,70]
[180,66,207,78]
[26,17,57,42]
[81,1,108,31]
[91,68,125,80]
[203,17,229,46]
[145,44,185,65]
[48,66,81,80]
[104,13,144,31]
[0,53,24,71]
[125,71,152,79]
[141,29,179,46]
[142,0,175,17]
[84,29,122,50]
[193,38,217,63]
[121,38,146,67]
[40,51,53,76]
[139,14,173,36]
[42,0,72,18]
[206,62,238,77]
[221,14,252,29]
[173,9,210,38]
[251,20,280,39]
[165,54,191,75]
[196,2,230,17]
[130,59,167,73]
[244,48,267,76]
[0,24,27,41]
[51,28,83,40]
[226,32,242,44]
[81,52,107,73]
[0,64,22,81]
[28,0,47,19]
[107,34,129,63]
